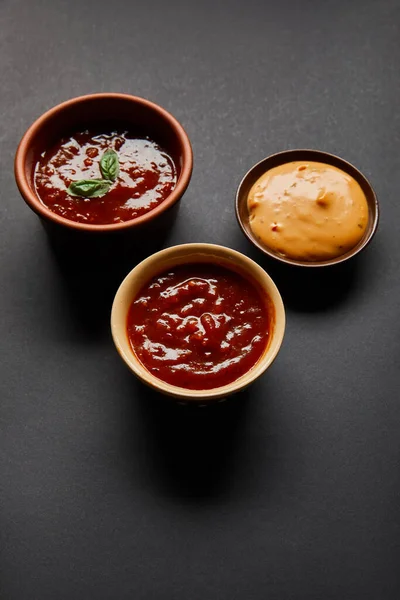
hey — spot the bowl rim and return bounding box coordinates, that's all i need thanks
[14,93,193,233]
[235,148,380,268]
[110,242,286,402]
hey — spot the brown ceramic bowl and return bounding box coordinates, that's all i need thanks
[236,149,379,267]
[14,93,193,234]
[111,243,286,404]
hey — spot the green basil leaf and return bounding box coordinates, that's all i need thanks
[100,149,119,181]
[67,179,112,198]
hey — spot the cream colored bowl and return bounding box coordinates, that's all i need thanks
[111,243,285,403]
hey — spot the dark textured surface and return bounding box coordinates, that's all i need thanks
[1,0,400,598]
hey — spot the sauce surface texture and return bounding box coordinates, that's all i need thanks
[34,130,177,225]
[127,264,270,390]
[247,161,369,261]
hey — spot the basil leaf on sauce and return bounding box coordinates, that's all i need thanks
[67,179,112,198]
[100,149,120,182]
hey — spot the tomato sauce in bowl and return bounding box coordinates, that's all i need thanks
[127,263,271,390]
[34,130,177,225]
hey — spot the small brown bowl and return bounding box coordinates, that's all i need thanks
[111,243,286,404]
[14,93,193,236]
[236,149,379,267]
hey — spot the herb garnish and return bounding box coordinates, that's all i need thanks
[67,149,119,199]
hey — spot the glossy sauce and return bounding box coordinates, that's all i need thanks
[127,264,271,390]
[248,161,369,261]
[34,131,177,225]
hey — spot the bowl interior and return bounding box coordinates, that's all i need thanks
[236,149,379,267]
[111,244,285,401]
[20,95,188,206]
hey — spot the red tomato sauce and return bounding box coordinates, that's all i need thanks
[127,263,271,390]
[34,130,177,225]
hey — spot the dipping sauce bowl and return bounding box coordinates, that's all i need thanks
[236,149,379,267]
[111,243,286,403]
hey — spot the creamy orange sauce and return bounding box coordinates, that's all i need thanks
[247,161,369,261]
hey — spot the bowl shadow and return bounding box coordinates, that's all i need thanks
[118,374,280,504]
[238,239,370,313]
[44,204,180,337]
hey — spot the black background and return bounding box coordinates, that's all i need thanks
[1,1,400,598]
